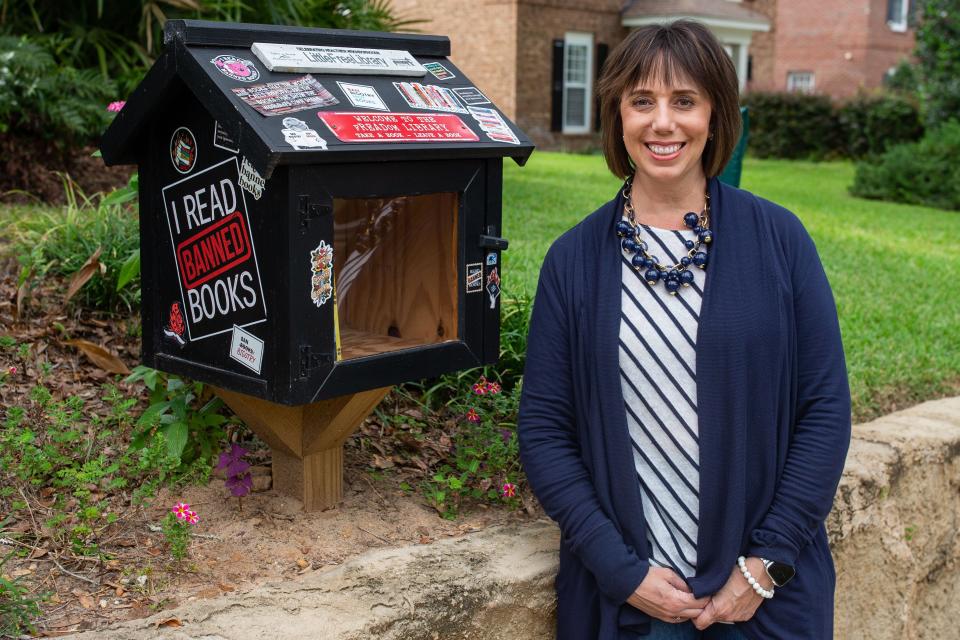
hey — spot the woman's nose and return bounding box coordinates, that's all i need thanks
[651,103,674,133]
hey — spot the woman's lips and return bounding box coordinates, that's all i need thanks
[645,142,685,160]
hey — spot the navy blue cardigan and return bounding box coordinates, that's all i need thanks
[517,178,851,639]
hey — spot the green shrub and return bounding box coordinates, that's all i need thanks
[0,35,116,144]
[742,92,841,159]
[916,0,960,129]
[850,120,960,210]
[838,93,924,157]
[126,366,230,470]
[6,175,141,313]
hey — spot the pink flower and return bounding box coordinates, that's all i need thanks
[7,366,16,375]
[472,381,488,395]
[486,381,501,394]
[466,408,481,423]
[107,101,126,113]
[501,482,516,498]
[171,502,190,520]
[185,510,199,525]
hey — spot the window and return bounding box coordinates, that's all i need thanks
[786,71,815,94]
[887,0,910,32]
[562,32,593,134]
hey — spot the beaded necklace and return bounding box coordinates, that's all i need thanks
[616,177,713,296]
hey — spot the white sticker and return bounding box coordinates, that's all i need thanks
[336,81,389,111]
[251,42,426,76]
[239,156,265,200]
[280,117,328,150]
[230,325,264,374]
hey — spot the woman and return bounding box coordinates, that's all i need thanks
[517,20,851,640]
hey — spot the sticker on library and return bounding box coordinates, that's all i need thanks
[337,81,388,111]
[164,301,187,346]
[423,61,455,81]
[251,42,425,76]
[318,112,478,143]
[486,252,497,266]
[170,127,197,174]
[239,157,265,200]
[213,121,239,153]
[229,325,264,375]
[468,106,520,145]
[211,54,260,83]
[453,86,491,106]
[486,267,501,308]
[466,263,483,294]
[281,117,328,150]
[393,82,466,114]
[161,156,268,342]
[310,240,334,307]
[232,74,339,117]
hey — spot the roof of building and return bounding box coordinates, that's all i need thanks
[622,0,770,28]
[101,20,533,178]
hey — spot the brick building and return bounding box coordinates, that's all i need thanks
[390,0,917,149]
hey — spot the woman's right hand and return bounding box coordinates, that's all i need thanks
[626,567,711,623]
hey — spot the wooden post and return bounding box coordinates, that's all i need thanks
[213,386,391,511]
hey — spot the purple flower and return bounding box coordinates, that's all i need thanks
[217,444,253,499]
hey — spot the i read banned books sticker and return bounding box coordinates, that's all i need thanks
[161,157,267,342]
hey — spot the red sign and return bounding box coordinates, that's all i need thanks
[176,210,252,289]
[317,112,480,143]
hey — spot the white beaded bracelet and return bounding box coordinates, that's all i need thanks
[737,556,774,599]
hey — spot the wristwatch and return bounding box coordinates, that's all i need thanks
[760,558,795,587]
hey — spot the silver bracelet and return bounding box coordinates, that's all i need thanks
[737,556,774,599]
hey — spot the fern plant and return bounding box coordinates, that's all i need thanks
[0,35,116,143]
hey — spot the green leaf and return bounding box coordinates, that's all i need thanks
[136,400,170,427]
[115,249,140,291]
[163,421,188,458]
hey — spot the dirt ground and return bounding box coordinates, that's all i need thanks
[0,252,543,637]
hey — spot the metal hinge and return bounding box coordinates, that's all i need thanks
[298,195,332,228]
[298,345,333,379]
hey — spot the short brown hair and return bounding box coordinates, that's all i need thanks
[596,20,741,179]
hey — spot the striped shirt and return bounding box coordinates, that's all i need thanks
[618,221,706,578]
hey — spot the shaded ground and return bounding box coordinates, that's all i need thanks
[0,134,133,204]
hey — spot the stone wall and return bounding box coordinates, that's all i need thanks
[66,397,960,639]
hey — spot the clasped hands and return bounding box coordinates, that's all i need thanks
[626,557,772,629]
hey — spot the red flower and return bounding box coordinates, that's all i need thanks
[472,376,489,395]
[501,482,516,498]
[486,381,501,394]
[466,408,481,423]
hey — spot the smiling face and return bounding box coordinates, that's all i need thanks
[619,73,712,187]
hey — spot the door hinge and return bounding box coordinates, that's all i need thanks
[298,195,332,228]
[298,345,333,379]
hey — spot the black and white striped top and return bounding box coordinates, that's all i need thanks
[618,221,706,578]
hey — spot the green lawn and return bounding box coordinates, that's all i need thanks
[502,153,960,422]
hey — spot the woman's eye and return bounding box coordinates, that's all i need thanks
[676,97,694,107]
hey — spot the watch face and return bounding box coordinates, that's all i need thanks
[769,562,796,586]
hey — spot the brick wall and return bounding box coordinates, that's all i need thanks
[391,0,519,118]
[744,0,777,92]
[764,0,913,98]
[514,0,626,151]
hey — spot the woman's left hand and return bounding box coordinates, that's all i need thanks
[692,557,771,630]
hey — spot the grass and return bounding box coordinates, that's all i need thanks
[503,153,960,422]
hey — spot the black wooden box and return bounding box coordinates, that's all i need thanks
[101,19,533,406]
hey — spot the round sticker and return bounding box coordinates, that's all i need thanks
[211,54,260,82]
[169,127,197,174]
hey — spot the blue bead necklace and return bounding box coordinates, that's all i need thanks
[616,177,713,296]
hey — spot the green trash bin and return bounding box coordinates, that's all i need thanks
[718,106,748,188]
